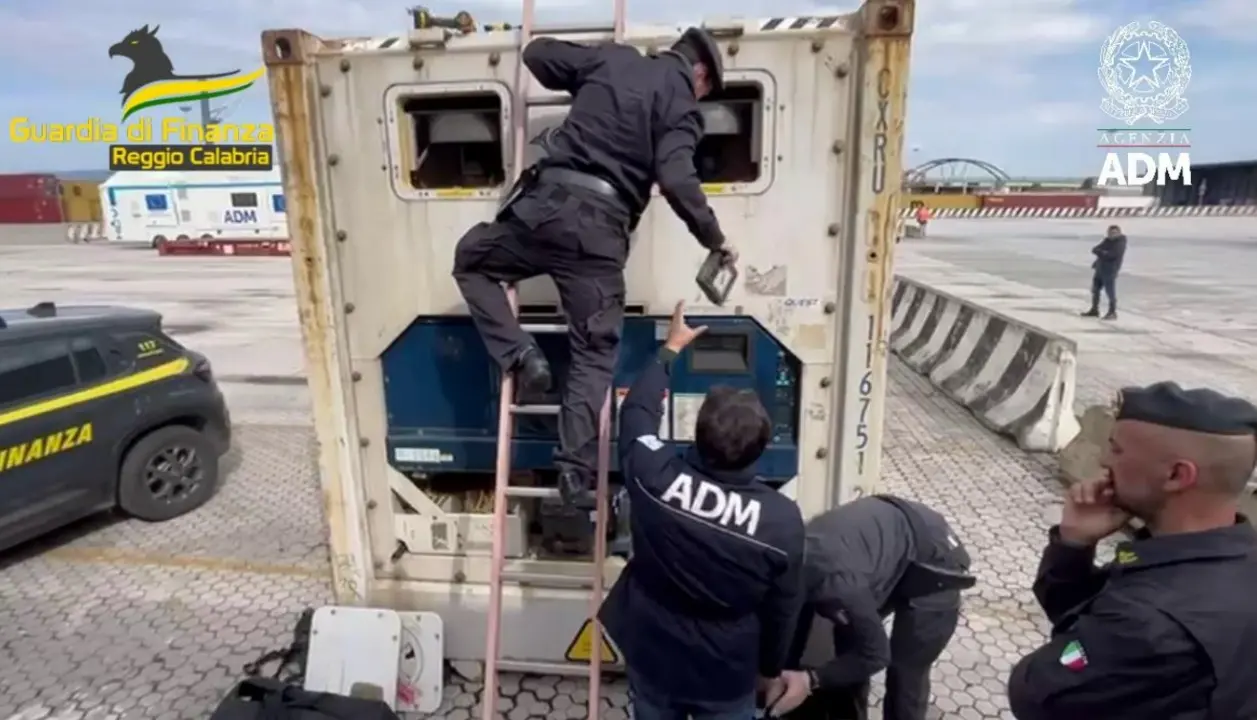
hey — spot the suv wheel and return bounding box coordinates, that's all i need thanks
[118,425,220,521]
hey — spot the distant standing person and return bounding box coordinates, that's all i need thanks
[913,203,931,235]
[1081,225,1126,320]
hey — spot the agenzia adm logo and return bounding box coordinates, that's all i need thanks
[1098,21,1192,125]
[109,24,265,122]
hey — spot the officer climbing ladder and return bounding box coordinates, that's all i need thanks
[473,0,628,718]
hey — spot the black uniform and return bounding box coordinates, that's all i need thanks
[1085,231,1125,316]
[1008,382,1257,719]
[598,347,805,711]
[784,496,972,720]
[452,34,728,492]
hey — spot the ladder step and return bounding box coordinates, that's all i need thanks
[497,659,609,676]
[511,403,560,415]
[533,22,618,35]
[505,486,561,499]
[520,322,568,333]
[525,96,573,108]
[501,570,595,588]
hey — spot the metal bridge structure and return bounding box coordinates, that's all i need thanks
[905,157,1011,189]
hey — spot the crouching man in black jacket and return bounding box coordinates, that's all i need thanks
[764,496,974,720]
[599,301,806,720]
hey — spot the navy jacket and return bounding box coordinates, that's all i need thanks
[522,38,725,249]
[598,348,805,705]
[1091,234,1126,276]
[1008,521,1257,719]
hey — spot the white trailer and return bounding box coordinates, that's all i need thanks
[263,0,915,674]
[100,168,288,246]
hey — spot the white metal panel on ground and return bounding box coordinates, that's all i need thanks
[262,0,916,666]
[396,611,445,714]
[304,606,402,708]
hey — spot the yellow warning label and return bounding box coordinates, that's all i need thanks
[564,619,619,664]
[433,188,478,198]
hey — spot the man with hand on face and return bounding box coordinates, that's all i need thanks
[599,302,805,720]
[1008,381,1257,720]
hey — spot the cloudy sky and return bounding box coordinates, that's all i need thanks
[1,0,1252,178]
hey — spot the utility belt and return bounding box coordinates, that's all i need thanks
[874,495,976,601]
[497,166,636,226]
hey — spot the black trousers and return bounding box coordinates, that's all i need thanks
[783,590,960,720]
[1089,271,1118,313]
[452,183,629,482]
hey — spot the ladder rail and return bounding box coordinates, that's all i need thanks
[482,290,516,720]
[482,0,535,712]
[483,1,627,718]
[587,393,612,715]
[588,7,626,713]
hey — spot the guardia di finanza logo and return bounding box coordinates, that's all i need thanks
[109,24,265,121]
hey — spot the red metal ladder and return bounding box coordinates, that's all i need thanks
[481,1,627,719]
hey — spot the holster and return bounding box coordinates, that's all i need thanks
[874,495,976,600]
[897,559,976,599]
[496,164,540,221]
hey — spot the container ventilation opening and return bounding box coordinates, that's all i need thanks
[402,93,505,190]
[696,83,764,184]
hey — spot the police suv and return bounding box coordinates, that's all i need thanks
[0,302,231,552]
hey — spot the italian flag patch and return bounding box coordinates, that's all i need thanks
[1059,640,1088,670]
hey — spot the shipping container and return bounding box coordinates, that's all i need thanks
[980,192,1098,209]
[61,180,104,223]
[0,173,61,200]
[903,193,982,211]
[262,0,917,664]
[0,196,65,223]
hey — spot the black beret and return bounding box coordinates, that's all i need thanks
[1116,382,1257,435]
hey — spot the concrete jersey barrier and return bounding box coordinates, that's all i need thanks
[889,277,1081,452]
[898,205,1257,220]
[65,222,105,243]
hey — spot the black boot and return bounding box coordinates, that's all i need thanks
[514,346,552,395]
[1103,309,1117,320]
[608,487,633,558]
[1080,308,1099,317]
[558,470,596,510]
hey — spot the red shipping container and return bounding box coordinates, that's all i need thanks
[0,196,65,223]
[0,173,61,200]
[980,193,1098,209]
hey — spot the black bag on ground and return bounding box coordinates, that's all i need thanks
[209,677,400,720]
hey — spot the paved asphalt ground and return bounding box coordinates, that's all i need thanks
[897,217,1257,410]
[0,219,1223,719]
